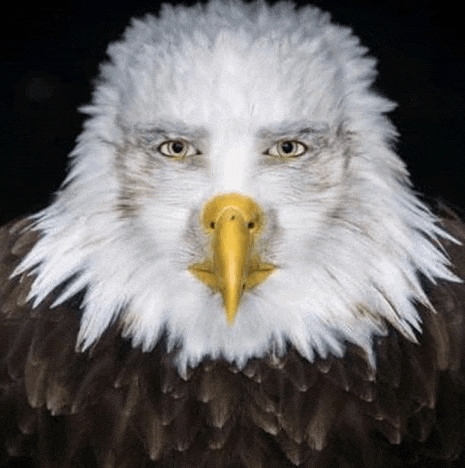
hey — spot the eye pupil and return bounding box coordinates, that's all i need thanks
[171,141,185,153]
[281,142,295,154]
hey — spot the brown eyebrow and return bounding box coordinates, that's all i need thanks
[256,121,330,140]
[118,118,208,140]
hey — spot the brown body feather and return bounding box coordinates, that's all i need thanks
[1,204,465,467]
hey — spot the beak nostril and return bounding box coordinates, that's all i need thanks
[248,222,255,229]
[210,222,215,229]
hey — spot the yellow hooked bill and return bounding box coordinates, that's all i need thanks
[189,193,276,324]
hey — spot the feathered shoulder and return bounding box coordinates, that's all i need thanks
[1,207,465,467]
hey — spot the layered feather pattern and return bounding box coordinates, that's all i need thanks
[1,209,465,466]
[2,1,465,466]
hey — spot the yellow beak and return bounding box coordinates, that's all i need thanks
[189,193,275,324]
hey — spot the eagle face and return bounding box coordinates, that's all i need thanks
[17,1,455,371]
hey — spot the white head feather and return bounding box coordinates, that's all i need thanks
[16,0,458,372]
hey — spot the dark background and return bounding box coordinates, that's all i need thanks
[1,0,463,224]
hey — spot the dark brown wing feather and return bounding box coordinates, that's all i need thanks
[1,206,465,468]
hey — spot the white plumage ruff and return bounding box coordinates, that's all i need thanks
[14,0,457,372]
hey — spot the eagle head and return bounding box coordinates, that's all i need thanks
[16,1,456,372]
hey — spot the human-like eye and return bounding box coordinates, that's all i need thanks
[158,140,197,158]
[266,140,307,158]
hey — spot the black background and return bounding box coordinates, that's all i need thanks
[1,0,463,224]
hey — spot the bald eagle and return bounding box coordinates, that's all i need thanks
[1,1,465,467]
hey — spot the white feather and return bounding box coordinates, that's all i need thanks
[15,0,459,371]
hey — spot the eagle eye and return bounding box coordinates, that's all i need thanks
[266,140,307,158]
[158,140,196,158]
